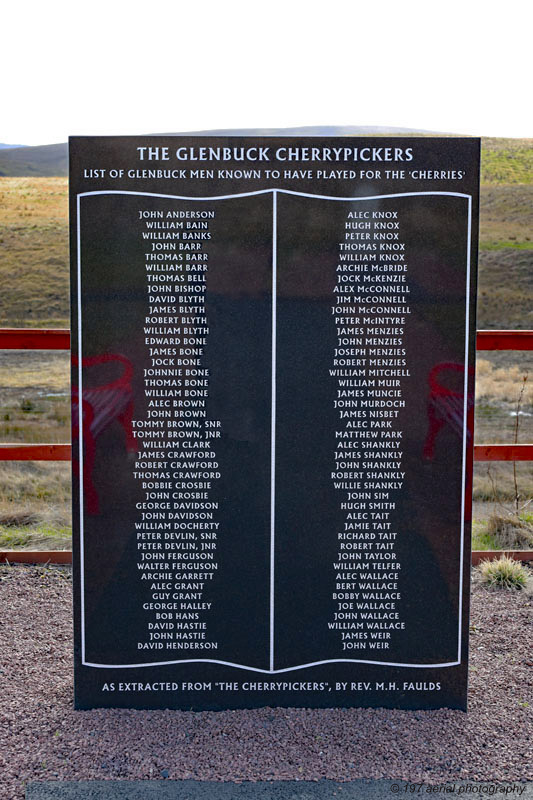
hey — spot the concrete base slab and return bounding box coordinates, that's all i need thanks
[26,780,532,800]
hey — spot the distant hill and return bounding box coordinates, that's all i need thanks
[0,143,25,149]
[168,125,445,136]
[0,143,67,177]
[0,131,531,181]
[0,127,441,177]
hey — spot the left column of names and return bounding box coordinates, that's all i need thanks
[132,204,222,657]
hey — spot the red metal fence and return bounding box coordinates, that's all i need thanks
[0,328,532,564]
[1,328,532,463]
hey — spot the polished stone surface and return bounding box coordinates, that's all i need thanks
[70,137,479,710]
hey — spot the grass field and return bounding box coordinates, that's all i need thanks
[481,138,533,185]
[0,137,531,550]
[0,177,69,328]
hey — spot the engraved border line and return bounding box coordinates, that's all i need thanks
[270,189,277,672]
[77,189,472,672]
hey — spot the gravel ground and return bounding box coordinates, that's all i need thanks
[0,565,532,800]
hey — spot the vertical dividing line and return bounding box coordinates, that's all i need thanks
[458,195,472,665]
[77,195,86,664]
[270,190,277,672]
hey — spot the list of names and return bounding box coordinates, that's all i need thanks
[329,206,411,654]
[131,207,221,655]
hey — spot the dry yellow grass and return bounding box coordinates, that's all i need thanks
[473,462,533,502]
[0,350,69,394]
[0,352,70,444]
[0,462,71,524]
[479,185,533,247]
[0,177,67,224]
[0,177,69,327]
[0,463,71,550]
[478,554,531,590]
[476,359,532,404]
[486,511,533,549]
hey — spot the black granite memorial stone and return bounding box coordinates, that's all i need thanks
[70,135,479,710]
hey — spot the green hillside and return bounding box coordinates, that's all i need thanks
[481,138,533,184]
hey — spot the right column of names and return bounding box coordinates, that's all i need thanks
[329,203,412,656]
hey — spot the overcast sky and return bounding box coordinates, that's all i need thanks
[2,0,531,146]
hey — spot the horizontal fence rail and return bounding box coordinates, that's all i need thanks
[0,444,71,461]
[2,329,533,351]
[2,443,533,463]
[1,327,532,564]
[474,443,533,461]
[0,328,70,350]
[476,330,533,351]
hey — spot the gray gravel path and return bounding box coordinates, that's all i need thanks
[0,565,532,800]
